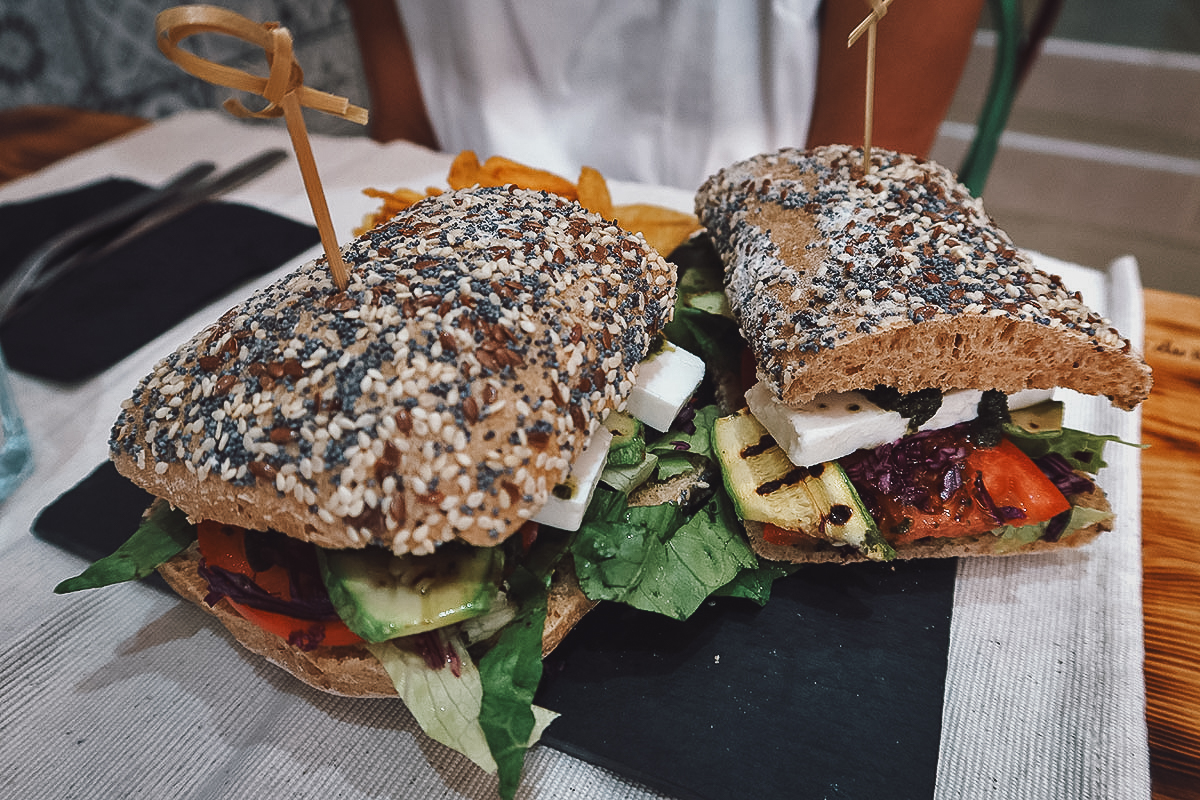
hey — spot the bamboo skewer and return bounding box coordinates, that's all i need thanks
[154,5,369,291]
[848,0,895,172]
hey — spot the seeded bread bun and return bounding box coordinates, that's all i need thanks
[695,145,1152,410]
[111,186,675,556]
[742,478,1113,564]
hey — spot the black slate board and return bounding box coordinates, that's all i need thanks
[36,464,957,799]
[535,559,956,800]
[33,463,156,562]
[32,462,169,591]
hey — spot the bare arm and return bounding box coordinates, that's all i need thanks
[805,0,986,157]
[344,0,439,148]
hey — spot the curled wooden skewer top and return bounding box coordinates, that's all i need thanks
[155,5,369,291]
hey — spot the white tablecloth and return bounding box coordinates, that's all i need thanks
[0,111,1150,799]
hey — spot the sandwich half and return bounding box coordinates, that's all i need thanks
[61,184,708,795]
[696,145,1152,563]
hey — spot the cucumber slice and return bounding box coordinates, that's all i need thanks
[604,410,645,466]
[601,451,659,494]
[319,543,502,642]
[713,408,893,561]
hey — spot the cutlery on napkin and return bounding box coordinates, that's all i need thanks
[0,161,320,383]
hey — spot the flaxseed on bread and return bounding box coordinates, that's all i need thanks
[110,186,675,557]
[695,145,1152,410]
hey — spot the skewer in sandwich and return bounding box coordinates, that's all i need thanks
[698,145,1152,563]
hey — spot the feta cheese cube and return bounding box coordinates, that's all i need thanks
[745,381,906,468]
[532,425,613,531]
[627,344,705,431]
[1008,387,1055,410]
[917,389,983,431]
[746,382,1061,469]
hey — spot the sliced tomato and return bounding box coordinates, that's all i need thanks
[873,437,1071,544]
[761,523,811,546]
[196,521,362,647]
[969,438,1072,520]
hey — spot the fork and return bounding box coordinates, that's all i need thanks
[0,148,288,323]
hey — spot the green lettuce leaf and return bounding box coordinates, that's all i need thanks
[663,305,743,381]
[478,567,552,800]
[571,487,756,620]
[1005,424,1143,473]
[366,630,557,784]
[647,404,720,462]
[646,404,722,480]
[992,504,1115,553]
[712,562,799,606]
[366,633,495,772]
[54,501,194,593]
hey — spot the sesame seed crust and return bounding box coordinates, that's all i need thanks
[695,145,1152,410]
[110,186,675,555]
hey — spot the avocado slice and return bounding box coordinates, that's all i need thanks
[319,543,503,642]
[713,408,893,561]
[1008,399,1064,435]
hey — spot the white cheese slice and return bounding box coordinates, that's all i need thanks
[917,389,983,432]
[626,344,706,431]
[745,382,1059,468]
[1006,387,1056,410]
[745,381,906,468]
[532,425,613,531]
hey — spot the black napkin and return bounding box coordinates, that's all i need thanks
[536,559,956,800]
[0,178,320,383]
[33,462,168,590]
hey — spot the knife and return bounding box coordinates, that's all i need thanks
[0,148,288,323]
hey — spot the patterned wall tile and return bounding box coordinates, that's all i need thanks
[1,0,94,109]
[0,0,369,136]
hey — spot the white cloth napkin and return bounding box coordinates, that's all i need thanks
[936,254,1150,799]
[0,112,1150,799]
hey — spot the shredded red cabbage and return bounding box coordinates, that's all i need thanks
[674,403,698,435]
[198,559,342,621]
[198,528,343,625]
[288,624,331,651]
[843,424,973,513]
[972,472,1026,524]
[1042,510,1072,543]
[413,630,463,677]
[1035,453,1096,498]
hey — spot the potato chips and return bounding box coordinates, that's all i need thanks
[357,151,700,255]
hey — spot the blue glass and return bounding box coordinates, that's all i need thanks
[0,347,32,503]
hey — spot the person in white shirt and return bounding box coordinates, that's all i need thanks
[347,0,985,190]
